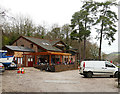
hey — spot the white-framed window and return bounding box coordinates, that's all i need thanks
[28,58,31,62]
[21,58,23,64]
[31,58,33,61]
[18,58,20,64]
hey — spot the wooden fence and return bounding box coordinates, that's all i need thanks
[33,64,78,72]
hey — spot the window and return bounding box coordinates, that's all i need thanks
[42,42,49,45]
[31,58,33,61]
[105,62,115,68]
[28,58,31,62]
[21,45,24,47]
[20,58,23,64]
[18,58,21,64]
[38,47,44,52]
[30,44,33,48]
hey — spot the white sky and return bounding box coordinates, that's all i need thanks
[0,0,119,54]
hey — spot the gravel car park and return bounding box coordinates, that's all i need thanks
[1,67,118,92]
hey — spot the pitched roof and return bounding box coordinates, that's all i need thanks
[4,45,35,52]
[50,40,60,45]
[23,36,62,52]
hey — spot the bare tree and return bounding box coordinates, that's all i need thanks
[0,7,7,49]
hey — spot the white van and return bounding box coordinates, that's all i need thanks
[79,60,118,78]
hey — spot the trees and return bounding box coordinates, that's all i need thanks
[84,1,117,59]
[2,16,36,46]
[0,7,8,49]
[61,24,72,48]
[46,24,64,40]
[81,0,117,59]
[70,0,117,60]
[93,1,117,59]
[70,12,84,60]
[35,25,46,39]
[12,16,36,36]
[89,43,99,59]
[70,9,92,60]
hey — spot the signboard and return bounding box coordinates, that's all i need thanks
[14,52,23,57]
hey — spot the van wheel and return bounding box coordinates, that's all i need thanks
[114,72,118,78]
[86,72,92,78]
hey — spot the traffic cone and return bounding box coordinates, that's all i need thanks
[17,70,21,73]
[21,71,24,74]
[21,68,25,74]
[17,67,21,73]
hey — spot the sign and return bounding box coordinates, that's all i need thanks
[14,52,23,57]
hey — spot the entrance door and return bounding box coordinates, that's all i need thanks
[28,58,33,67]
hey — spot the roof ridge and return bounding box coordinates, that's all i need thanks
[23,36,60,41]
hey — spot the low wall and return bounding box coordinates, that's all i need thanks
[34,64,47,70]
[33,64,78,72]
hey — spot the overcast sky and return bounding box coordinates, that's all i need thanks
[0,0,119,54]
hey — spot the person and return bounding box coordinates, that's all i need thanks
[45,59,48,64]
[38,58,41,65]
[57,61,59,65]
[69,59,71,64]
[64,61,67,65]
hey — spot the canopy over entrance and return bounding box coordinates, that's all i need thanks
[23,51,71,56]
[23,51,72,66]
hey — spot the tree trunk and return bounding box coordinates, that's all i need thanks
[0,26,2,49]
[79,24,81,61]
[66,32,69,46]
[99,20,104,60]
[83,21,87,60]
[83,36,86,60]
[78,40,81,61]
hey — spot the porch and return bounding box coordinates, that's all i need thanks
[23,51,77,72]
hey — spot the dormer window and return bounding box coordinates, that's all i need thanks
[56,43,64,47]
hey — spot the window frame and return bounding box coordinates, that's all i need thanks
[105,61,115,68]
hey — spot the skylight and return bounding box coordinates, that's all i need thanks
[42,42,50,45]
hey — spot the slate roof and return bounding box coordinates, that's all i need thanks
[23,36,62,52]
[5,45,35,52]
[50,40,60,45]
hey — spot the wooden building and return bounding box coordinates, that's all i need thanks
[3,45,35,67]
[3,36,77,71]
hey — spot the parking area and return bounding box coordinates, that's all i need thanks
[1,67,119,92]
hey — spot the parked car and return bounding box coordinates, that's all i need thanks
[79,60,118,78]
[0,62,5,72]
[7,62,17,70]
